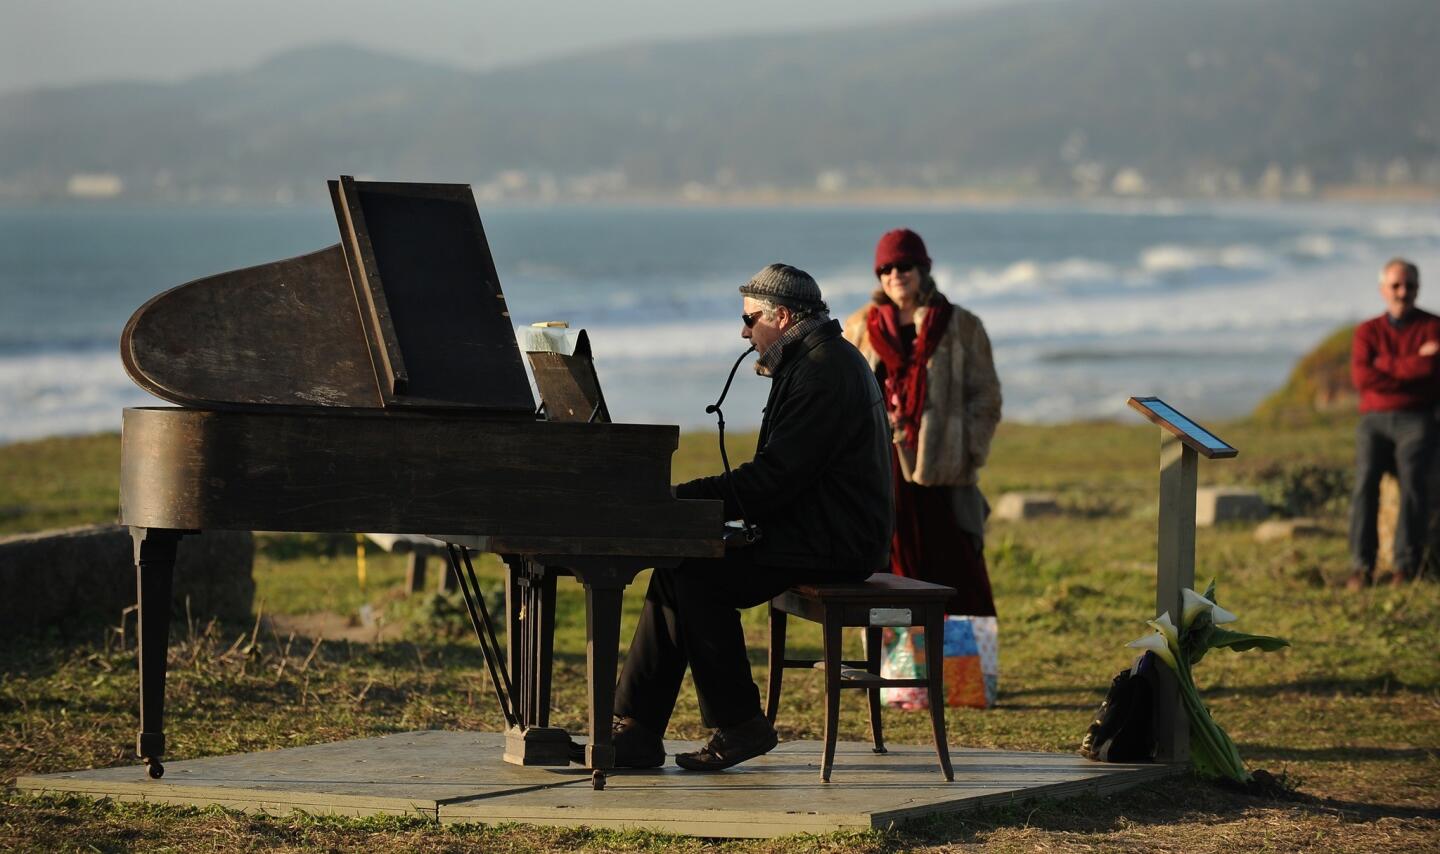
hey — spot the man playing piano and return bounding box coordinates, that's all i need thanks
[609,263,894,771]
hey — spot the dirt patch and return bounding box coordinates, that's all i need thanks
[265,610,406,644]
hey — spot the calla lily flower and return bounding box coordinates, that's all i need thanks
[1119,579,1284,784]
[1182,587,1237,627]
[1147,611,1181,651]
[1208,601,1238,624]
[1125,631,1177,670]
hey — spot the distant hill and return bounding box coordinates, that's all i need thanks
[3,0,1437,202]
[1253,324,1357,423]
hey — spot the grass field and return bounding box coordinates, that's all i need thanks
[2,417,1437,852]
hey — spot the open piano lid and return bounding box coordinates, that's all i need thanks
[120,177,536,415]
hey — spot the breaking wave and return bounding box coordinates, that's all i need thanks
[7,198,1440,439]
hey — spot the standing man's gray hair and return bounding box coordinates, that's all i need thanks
[1380,258,1420,285]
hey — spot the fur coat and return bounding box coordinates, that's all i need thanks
[843,302,1002,486]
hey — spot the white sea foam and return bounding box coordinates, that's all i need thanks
[808,269,876,303]
[1138,243,1271,277]
[935,257,1122,300]
[0,350,152,442]
[1291,233,1339,259]
[588,242,1440,428]
[7,201,1440,441]
[1369,215,1440,240]
[580,244,1439,364]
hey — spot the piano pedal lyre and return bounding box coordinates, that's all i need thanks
[443,544,516,726]
[444,543,573,767]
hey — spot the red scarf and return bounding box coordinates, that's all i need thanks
[866,293,952,450]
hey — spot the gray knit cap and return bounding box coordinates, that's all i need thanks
[739,263,828,312]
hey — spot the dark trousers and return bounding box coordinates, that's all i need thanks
[1350,410,1437,577]
[615,551,865,733]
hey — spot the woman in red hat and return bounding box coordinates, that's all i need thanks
[843,228,1003,708]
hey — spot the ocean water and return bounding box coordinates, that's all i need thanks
[2,200,1439,443]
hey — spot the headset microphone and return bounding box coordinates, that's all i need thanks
[706,345,760,544]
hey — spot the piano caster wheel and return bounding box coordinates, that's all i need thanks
[591,770,606,791]
[145,758,165,779]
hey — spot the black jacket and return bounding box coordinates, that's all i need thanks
[676,320,893,574]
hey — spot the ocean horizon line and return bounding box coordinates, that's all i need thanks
[4,185,1439,213]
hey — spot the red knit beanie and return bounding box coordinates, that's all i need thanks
[873,229,931,275]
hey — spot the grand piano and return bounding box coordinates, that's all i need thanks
[118,177,723,788]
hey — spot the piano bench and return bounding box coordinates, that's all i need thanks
[363,534,455,594]
[765,573,956,782]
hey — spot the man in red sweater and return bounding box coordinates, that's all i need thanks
[1349,258,1436,589]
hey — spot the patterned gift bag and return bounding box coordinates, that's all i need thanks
[879,616,999,709]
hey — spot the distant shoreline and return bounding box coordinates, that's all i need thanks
[616,184,1440,209]
[5,184,1438,211]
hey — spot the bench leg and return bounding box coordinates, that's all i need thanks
[821,615,842,782]
[923,612,954,781]
[865,626,886,754]
[437,551,457,593]
[765,606,786,725]
[405,552,427,593]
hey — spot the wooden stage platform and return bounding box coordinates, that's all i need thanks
[14,730,1178,838]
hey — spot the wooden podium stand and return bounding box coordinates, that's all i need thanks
[1127,396,1237,763]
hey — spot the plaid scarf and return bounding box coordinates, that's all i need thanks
[866,293,953,450]
[754,314,831,377]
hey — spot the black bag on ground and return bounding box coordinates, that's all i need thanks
[1081,651,1158,762]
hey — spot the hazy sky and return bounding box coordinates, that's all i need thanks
[1,0,991,94]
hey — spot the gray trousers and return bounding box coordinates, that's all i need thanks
[1349,410,1437,577]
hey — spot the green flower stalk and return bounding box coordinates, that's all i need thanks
[1123,581,1289,783]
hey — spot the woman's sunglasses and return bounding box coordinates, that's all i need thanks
[878,262,917,277]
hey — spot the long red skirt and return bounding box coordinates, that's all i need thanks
[888,449,997,617]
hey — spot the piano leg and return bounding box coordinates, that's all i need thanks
[492,556,568,765]
[582,580,624,774]
[534,566,557,729]
[502,555,556,728]
[132,527,184,779]
[496,555,660,779]
[558,557,669,784]
[503,556,523,720]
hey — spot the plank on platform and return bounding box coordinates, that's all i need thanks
[443,741,1177,837]
[13,731,584,818]
[14,731,1179,838]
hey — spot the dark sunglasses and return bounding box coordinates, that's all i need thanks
[741,310,765,328]
[878,262,917,277]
